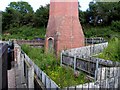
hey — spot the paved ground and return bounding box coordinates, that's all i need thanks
[8,62,26,89]
[8,68,16,88]
[15,63,26,88]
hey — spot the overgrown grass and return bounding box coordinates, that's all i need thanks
[83,26,120,40]
[97,37,120,62]
[3,25,120,41]
[2,26,46,40]
[21,44,89,88]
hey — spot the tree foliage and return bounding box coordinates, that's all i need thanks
[2,1,50,32]
[8,2,34,14]
[2,1,120,39]
[2,1,34,31]
[86,1,120,26]
[34,4,49,27]
[111,21,120,32]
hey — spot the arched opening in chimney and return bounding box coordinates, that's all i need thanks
[48,37,54,52]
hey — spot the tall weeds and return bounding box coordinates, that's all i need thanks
[98,37,120,62]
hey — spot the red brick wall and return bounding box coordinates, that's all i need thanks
[45,0,84,54]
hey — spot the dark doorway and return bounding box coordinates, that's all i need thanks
[48,38,54,52]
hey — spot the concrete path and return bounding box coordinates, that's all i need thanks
[8,68,16,88]
[8,62,27,89]
[14,63,26,88]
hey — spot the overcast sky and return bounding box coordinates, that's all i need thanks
[0,0,92,11]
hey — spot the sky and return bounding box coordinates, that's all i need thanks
[0,0,92,11]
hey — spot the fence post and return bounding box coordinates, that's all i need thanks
[99,38,100,43]
[85,38,87,46]
[74,56,76,72]
[60,50,64,66]
[20,54,25,84]
[92,38,93,45]
[95,59,99,81]
[28,66,34,88]
[17,46,21,69]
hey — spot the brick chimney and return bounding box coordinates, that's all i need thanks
[45,0,84,54]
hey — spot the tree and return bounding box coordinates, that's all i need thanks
[8,1,34,26]
[2,1,34,31]
[8,1,34,15]
[78,2,87,25]
[86,1,120,26]
[79,10,87,25]
[34,4,49,27]
[111,21,120,32]
[0,11,2,33]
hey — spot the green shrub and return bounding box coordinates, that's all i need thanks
[84,27,114,39]
[98,37,120,62]
[111,21,120,32]
[3,26,46,40]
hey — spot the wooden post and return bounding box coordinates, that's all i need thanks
[20,54,25,84]
[28,66,34,88]
[95,59,99,81]
[17,46,21,68]
[60,50,64,66]
[74,56,76,72]
[92,38,93,45]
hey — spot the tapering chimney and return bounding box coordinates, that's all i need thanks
[45,0,84,54]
